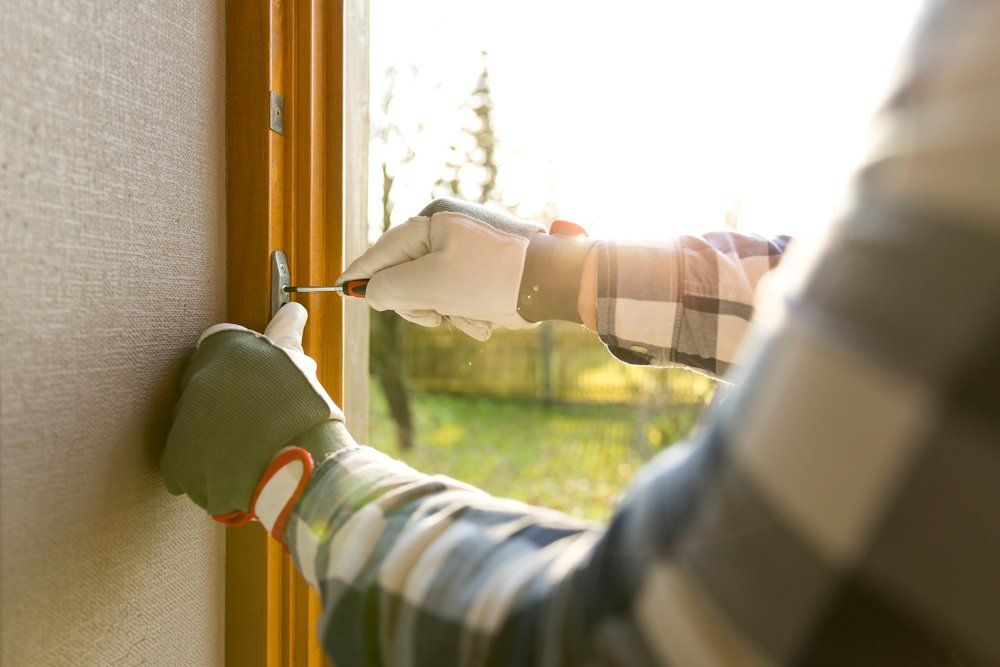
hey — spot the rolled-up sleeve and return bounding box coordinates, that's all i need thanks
[595,233,791,377]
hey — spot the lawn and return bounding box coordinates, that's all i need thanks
[368,386,709,521]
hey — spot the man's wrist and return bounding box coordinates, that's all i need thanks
[293,419,353,465]
[578,247,597,330]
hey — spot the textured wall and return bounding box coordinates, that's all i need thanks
[0,2,226,665]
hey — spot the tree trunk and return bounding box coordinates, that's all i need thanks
[371,309,415,450]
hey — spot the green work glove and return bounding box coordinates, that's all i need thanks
[160,302,350,527]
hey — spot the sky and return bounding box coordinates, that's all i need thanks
[369,0,925,241]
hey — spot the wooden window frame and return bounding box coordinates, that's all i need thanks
[225,0,368,664]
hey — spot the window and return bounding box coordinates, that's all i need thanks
[364,0,921,521]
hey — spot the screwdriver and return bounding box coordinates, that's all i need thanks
[270,250,368,317]
[284,279,368,298]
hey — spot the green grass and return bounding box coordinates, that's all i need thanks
[369,387,707,521]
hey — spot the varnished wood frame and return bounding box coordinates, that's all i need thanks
[225,0,368,664]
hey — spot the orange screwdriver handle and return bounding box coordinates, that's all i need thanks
[342,279,368,298]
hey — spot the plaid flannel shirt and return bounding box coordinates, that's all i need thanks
[283,2,1000,664]
[594,233,791,378]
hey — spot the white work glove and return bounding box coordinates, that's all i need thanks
[339,199,546,341]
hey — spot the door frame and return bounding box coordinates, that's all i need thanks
[225,1,368,664]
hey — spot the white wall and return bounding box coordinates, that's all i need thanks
[0,2,227,664]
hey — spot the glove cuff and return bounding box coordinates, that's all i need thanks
[211,419,352,545]
[293,418,352,468]
[210,447,312,544]
[252,447,314,538]
[517,222,595,324]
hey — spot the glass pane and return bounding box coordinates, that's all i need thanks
[366,0,920,520]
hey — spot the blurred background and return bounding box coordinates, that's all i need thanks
[365,0,922,520]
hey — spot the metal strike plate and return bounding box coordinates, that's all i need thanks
[270,250,291,318]
[269,92,284,135]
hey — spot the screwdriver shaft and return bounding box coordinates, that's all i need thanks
[284,285,344,293]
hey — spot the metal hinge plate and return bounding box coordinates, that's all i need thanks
[269,92,284,135]
[270,250,291,318]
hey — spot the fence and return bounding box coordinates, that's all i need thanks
[399,320,716,407]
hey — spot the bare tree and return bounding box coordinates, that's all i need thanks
[435,53,502,204]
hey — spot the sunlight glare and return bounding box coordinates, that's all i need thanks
[370,0,924,241]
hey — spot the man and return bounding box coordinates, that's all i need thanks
[160,1,999,664]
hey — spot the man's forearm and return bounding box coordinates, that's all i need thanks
[280,439,601,664]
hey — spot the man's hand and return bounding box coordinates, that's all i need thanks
[339,198,595,341]
[338,198,546,340]
[159,303,349,519]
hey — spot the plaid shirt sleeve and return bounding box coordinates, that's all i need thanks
[593,233,791,378]
[283,2,1000,664]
